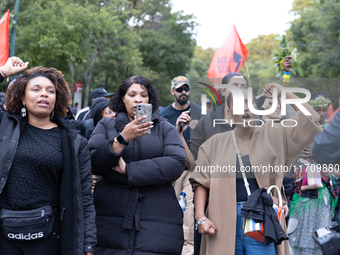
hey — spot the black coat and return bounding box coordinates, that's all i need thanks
[0,111,96,255]
[88,111,186,255]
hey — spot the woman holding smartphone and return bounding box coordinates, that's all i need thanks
[88,76,186,254]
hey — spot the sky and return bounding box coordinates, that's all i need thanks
[170,0,296,49]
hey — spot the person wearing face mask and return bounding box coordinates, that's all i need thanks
[0,67,96,255]
[190,82,322,255]
[88,76,186,254]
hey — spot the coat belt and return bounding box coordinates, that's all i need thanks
[123,187,144,231]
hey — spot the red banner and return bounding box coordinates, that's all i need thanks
[327,104,340,123]
[0,10,10,66]
[207,24,248,86]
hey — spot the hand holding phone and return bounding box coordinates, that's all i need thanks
[178,109,191,133]
[136,103,152,134]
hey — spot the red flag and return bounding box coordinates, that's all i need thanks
[207,24,248,86]
[0,10,10,66]
[327,104,340,123]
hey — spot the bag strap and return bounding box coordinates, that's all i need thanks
[232,129,251,198]
[267,185,283,207]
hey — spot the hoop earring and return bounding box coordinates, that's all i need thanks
[51,109,54,120]
[21,105,27,117]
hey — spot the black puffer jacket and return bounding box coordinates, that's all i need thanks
[0,111,96,255]
[88,111,186,255]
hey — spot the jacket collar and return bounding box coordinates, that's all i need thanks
[7,112,28,135]
[7,112,78,136]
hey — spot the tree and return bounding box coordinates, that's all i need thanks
[290,0,340,78]
[15,0,142,106]
[237,34,279,92]
[138,11,196,78]
[189,46,215,77]
[289,0,340,107]
[137,10,196,106]
[3,0,197,107]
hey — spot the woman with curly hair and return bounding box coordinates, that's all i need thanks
[88,76,186,254]
[0,66,96,255]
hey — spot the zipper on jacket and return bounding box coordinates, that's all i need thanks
[0,135,6,143]
[60,207,65,220]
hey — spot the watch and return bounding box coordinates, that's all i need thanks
[116,134,129,146]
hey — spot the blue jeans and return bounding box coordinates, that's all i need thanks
[235,202,277,255]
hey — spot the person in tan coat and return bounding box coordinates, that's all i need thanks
[190,83,322,255]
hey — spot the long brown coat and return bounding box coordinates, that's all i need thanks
[190,111,322,255]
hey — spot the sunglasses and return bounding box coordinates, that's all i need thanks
[175,86,190,93]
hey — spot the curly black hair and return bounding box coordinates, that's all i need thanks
[109,76,160,113]
[5,76,20,92]
[6,66,72,118]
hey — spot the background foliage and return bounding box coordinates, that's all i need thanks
[1,0,196,107]
[1,0,340,108]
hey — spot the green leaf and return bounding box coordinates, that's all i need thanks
[275,35,283,40]
[276,72,283,78]
[293,62,298,68]
[290,59,296,63]
[297,66,303,76]
[273,63,279,68]
[280,41,286,48]
[272,56,279,61]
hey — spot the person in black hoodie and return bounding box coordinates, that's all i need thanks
[82,97,116,192]
[0,66,96,255]
[88,76,186,255]
[83,97,116,140]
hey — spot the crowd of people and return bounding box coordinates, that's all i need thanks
[0,56,340,255]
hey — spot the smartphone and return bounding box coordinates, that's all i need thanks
[136,103,152,134]
[180,109,191,132]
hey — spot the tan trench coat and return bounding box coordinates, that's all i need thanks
[190,111,322,255]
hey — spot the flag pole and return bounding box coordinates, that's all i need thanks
[10,0,22,57]
[244,59,251,87]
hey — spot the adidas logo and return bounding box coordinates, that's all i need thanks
[7,232,44,240]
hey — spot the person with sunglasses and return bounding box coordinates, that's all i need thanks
[160,76,202,255]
